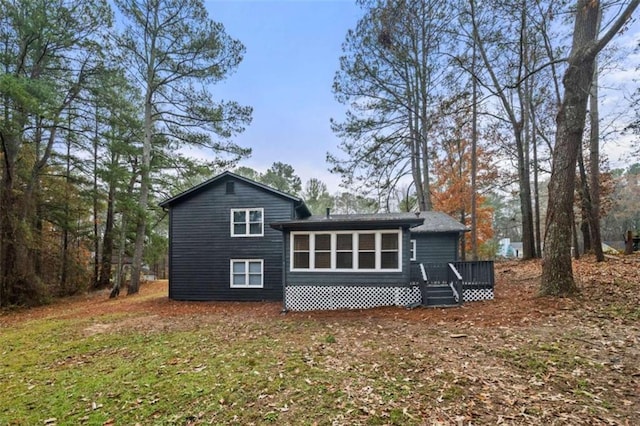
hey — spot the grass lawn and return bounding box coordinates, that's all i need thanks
[1,258,639,425]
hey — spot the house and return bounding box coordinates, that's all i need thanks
[498,238,524,258]
[159,171,310,301]
[160,171,493,310]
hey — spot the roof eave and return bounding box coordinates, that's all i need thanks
[158,170,304,208]
[271,218,423,232]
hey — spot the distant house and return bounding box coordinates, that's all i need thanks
[498,238,523,259]
[160,171,493,311]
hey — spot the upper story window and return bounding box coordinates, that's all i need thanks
[231,208,264,237]
[291,230,402,272]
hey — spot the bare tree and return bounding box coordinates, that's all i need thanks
[541,0,639,295]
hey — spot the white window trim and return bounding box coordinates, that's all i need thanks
[230,259,264,288]
[290,229,402,272]
[410,239,417,261]
[230,208,264,237]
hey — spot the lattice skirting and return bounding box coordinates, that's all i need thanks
[285,285,421,311]
[463,288,494,302]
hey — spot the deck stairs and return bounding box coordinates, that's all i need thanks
[413,263,462,308]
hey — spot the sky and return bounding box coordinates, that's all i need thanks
[201,0,363,192]
[196,0,639,194]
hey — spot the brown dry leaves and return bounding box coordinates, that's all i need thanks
[1,254,639,424]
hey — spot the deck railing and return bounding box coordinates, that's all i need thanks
[410,260,494,305]
[410,261,495,289]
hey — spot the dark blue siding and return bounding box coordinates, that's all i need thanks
[168,176,296,301]
[410,233,460,264]
[284,230,412,286]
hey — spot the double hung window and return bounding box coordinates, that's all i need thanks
[231,208,263,237]
[230,259,263,288]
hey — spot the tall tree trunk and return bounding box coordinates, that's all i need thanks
[515,129,536,259]
[98,180,117,289]
[0,130,21,306]
[530,104,542,257]
[578,147,592,253]
[92,106,100,288]
[540,0,639,295]
[470,0,535,259]
[588,38,604,262]
[0,170,17,306]
[470,38,478,261]
[572,212,580,260]
[60,130,72,293]
[110,212,128,298]
[129,60,155,295]
[541,28,594,295]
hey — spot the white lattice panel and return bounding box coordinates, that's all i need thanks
[463,288,494,302]
[285,285,421,311]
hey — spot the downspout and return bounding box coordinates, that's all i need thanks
[281,229,288,314]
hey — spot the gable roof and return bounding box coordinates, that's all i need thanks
[409,211,469,233]
[159,171,311,217]
[271,212,424,231]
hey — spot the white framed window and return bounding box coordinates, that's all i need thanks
[410,239,417,261]
[230,259,263,288]
[230,208,264,237]
[290,230,402,272]
[380,232,399,269]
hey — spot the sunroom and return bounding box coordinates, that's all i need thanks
[271,212,424,311]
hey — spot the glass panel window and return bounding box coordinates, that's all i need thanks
[233,211,246,223]
[294,234,309,250]
[381,233,398,250]
[249,210,262,222]
[314,234,331,269]
[381,252,398,269]
[248,261,261,273]
[381,233,399,269]
[336,234,353,269]
[294,252,310,268]
[359,233,375,250]
[315,234,331,250]
[410,239,416,261]
[233,262,245,274]
[293,234,310,269]
[249,223,262,234]
[358,252,376,269]
[248,261,262,286]
[231,208,264,237]
[230,260,263,288]
[358,233,376,269]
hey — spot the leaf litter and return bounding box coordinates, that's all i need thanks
[1,254,639,424]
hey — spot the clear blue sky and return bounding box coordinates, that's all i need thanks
[203,0,363,192]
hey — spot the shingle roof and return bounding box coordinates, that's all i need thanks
[409,211,469,233]
[271,211,467,233]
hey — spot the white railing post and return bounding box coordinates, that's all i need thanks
[448,263,462,304]
[419,263,428,282]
